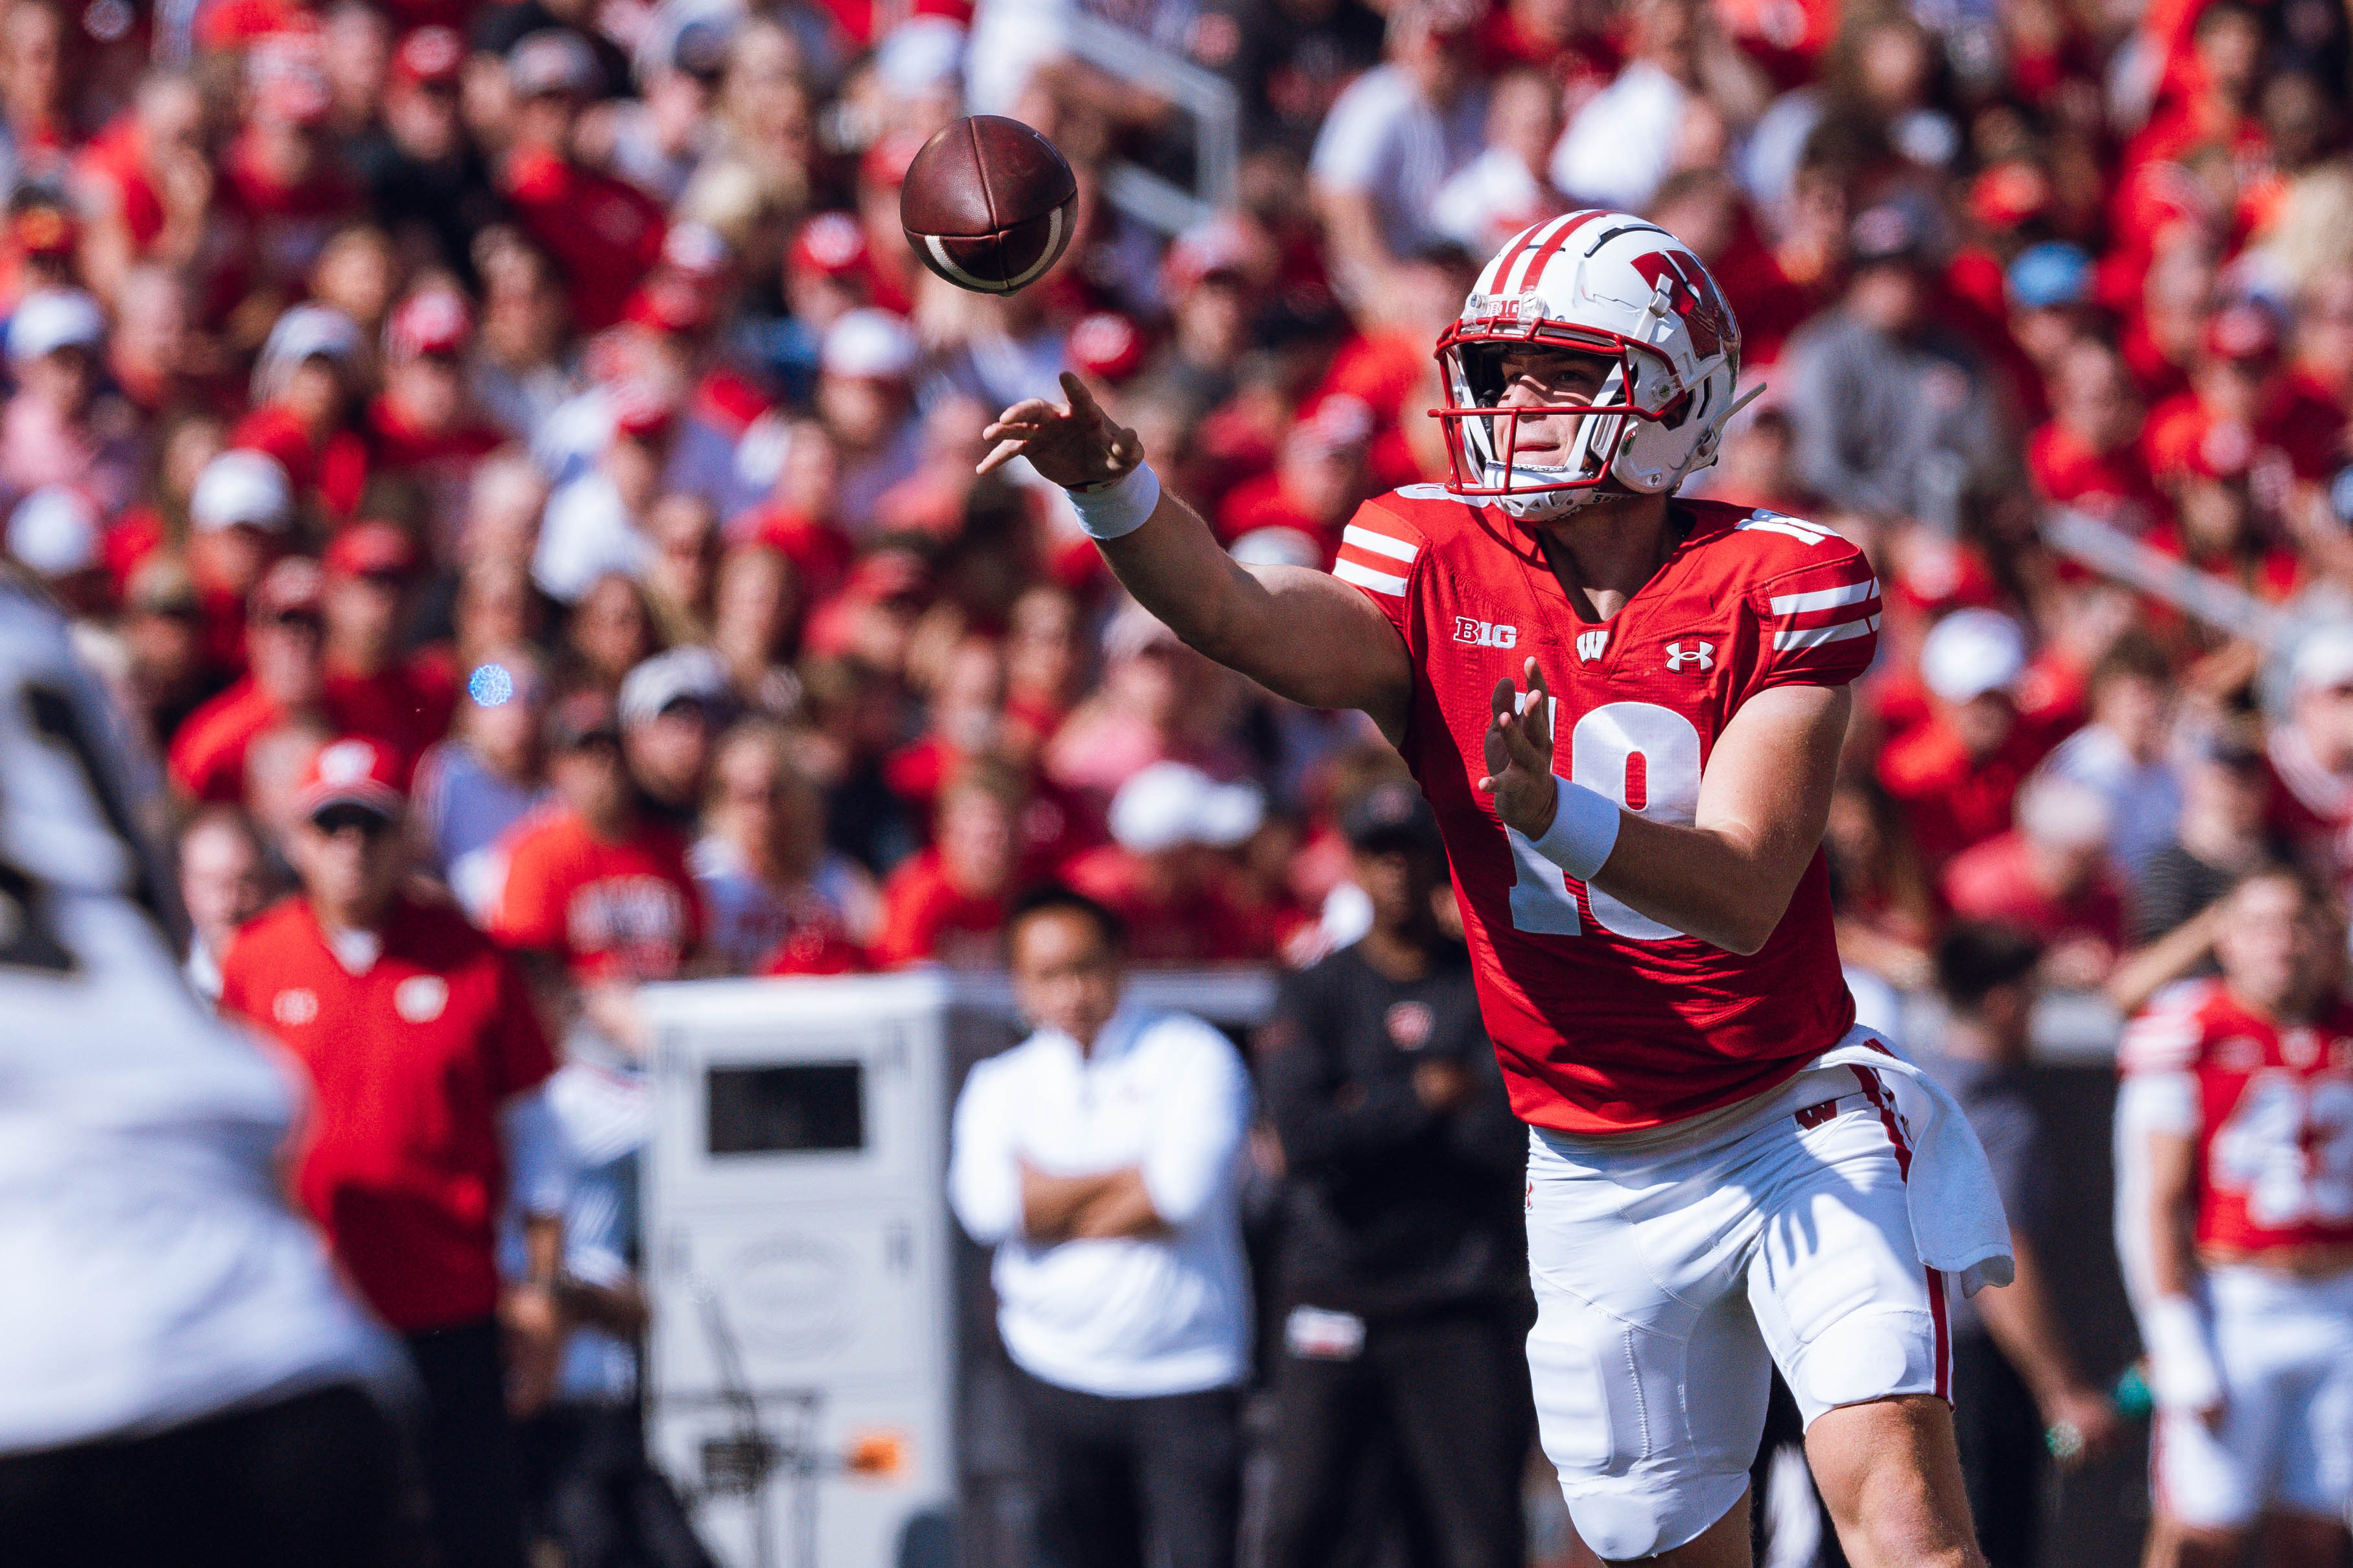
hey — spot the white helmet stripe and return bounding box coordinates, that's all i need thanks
[1503,208,1605,298]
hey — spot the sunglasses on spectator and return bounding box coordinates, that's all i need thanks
[311,805,396,838]
[265,610,325,633]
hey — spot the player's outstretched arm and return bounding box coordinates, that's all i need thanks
[981,374,1413,739]
[1480,660,1847,954]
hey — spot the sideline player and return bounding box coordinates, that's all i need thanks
[2116,869,2353,1568]
[978,210,2009,1567]
[0,570,410,1563]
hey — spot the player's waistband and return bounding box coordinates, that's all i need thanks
[1530,1033,1891,1163]
[2203,1245,2353,1289]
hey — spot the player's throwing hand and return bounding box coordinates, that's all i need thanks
[1479,657,1559,839]
[978,371,1144,489]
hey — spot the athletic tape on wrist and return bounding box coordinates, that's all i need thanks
[2142,1294,2221,1411]
[1531,773,1621,882]
[1068,463,1161,541]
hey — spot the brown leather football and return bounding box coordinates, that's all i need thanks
[899,116,1079,296]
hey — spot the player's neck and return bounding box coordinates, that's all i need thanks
[1531,493,1682,622]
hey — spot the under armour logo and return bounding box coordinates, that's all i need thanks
[1664,641,1714,672]
[1576,630,1609,662]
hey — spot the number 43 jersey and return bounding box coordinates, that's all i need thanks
[1332,489,1880,1135]
[2120,978,2353,1253]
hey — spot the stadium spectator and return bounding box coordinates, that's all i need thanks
[412,645,555,920]
[321,520,455,771]
[1880,609,2068,872]
[178,805,276,1004]
[219,735,567,1568]
[871,757,1024,968]
[1064,762,1280,966]
[2265,626,2353,885]
[497,30,664,334]
[618,644,726,830]
[1919,924,2120,1568]
[1257,781,1530,1568]
[949,886,1254,1568]
[693,720,877,975]
[2040,638,2182,883]
[488,688,702,1057]
[169,556,333,803]
[1786,202,2018,528]
[1308,0,1486,314]
[1943,775,2127,990]
[1,287,137,515]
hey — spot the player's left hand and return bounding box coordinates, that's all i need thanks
[1479,658,1559,839]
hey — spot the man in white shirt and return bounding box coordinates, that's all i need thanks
[949,885,1253,1568]
[1308,0,1486,318]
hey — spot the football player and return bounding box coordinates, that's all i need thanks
[2116,869,2353,1568]
[979,209,2008,1567]
[0,570,409,1562]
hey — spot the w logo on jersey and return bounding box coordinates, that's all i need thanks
[1664,641,1714,672]
[1454,616,1517,649]
[1576,630,1608,662]
[1629,251,1734,361]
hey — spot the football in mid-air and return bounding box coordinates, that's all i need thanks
[900,115,1079,296]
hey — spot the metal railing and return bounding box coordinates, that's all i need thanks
[1063,10,1241,235]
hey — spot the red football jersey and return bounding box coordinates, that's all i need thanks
[2120,978,2353,1253]
[1332,490,1876,1133]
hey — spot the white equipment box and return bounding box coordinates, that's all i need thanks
[636,968,1275,1568]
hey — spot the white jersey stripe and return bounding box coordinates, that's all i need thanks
[1340,525,1418,563]
[1333,558,1408,596]
[1769,579,1880,614]
[1774,615,1880,651]
[1738,516,1834,544]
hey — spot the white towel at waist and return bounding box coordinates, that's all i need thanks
[1816,1031,2018,1299]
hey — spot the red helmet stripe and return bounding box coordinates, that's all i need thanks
[1500,209,1604,298]
[1488,215,1565,297]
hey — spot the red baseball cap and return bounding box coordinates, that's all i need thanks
[2180,415,2257,481]
[790,211,869,277]
[326,521,420,579]
[386,288,472,358]
[610,379,679,439]
[622,272,714,335]
[296,735,406,821]
[391,25,464,88]
[1067,311,1147,384]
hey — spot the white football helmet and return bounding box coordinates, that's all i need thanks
[1434,211,1745,519]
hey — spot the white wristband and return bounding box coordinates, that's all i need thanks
[1067,462,1161,541]
[1530,773,1622,882]
[2141,1294,2223,1412]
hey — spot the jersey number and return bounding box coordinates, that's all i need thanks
[2210,1071,2353,1228]
[1504,700,1702,941]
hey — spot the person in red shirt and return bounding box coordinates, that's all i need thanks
[368,287,505,505]
[1941,776,2127,990]
[2144,301,2346,486]
[218,736,565,1568]
[1214,394,1377,562]
[1880,609,2079,874]
[169,556,334,803]
[322,520,456,773]
[182,448,297,679]
[871,759,1024,968]
[497,30,665,334]
[232,303,373,524]
[219,40,367,316]
[488,690,705,1056]
[1061,761,1283,966]
[2029,338,2162,532]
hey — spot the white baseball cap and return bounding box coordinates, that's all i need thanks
[190,450,294,533]
[9,289,105,363]
[6,486,98,576]
[1109,762,1265,854]
[619,644,729,725]
[2016,773,2111,850]
[1919,608,2027,705]
[821,309,918,381]
[1229,526,1321,570]
[2289,624,2353,695]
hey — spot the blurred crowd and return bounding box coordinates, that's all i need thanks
[13,0,2353,1554]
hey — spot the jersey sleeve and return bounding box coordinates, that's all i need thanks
[1747,536,1882,692]
[486,828,567,955]
[1329,499,1426,655]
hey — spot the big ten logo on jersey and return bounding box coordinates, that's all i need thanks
[1502,699,1701,942]
[1453,616,1517,649]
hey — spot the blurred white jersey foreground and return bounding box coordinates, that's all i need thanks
[0,574,398,1454]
